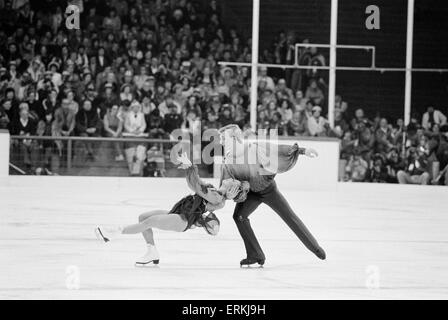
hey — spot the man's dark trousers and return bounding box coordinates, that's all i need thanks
[233,181,324,261]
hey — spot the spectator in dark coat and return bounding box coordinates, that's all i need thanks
[75,100,102,161]
[164,104,183,135]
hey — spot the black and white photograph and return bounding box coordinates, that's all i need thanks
[0,0,447,305]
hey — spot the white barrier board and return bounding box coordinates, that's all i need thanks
[214,138,340,190]
[0,130,9,178]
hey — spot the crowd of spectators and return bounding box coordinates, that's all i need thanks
[0,0,447,184]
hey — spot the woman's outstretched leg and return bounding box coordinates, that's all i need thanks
[121,211,187,234]
[134,210,170,245]
[95,210,188,266]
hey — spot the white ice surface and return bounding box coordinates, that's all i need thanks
[0,176,447,300]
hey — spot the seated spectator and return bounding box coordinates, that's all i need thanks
[345,151,369,182]
[335,94,348,114]
[292,90,307,111]
[433,126,448,185]
[0,100,11,130]
[385,147,405,183]
[369,153,389,183]
[202,110,220,131]
[276,78,293,101]
[287,110,309,136]
[269,112,286,136]
[182,109,201,136]
[65,91,79,115]
[53,99,76,140]
[258,66,275,91]
[351,108,371,131]
[146,108,166,139]
[158,95,181,117]
[218,105,234,127]
[307,106,327,136]
[397,147,430,185]
[75,100,102,161]
[164,104,183,136]
[278,99,293,123]
[356,122,375,160]
[422,105,447,130]
[257,110,271,130]
[103,105,124,161]
[332,109,349,138]
[123,101,147,176]
[340,131,357,160]
[305,79,324,106]
[375,118,394,153]
[120,84,134,104]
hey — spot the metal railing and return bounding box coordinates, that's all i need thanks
[219,42,448,73]
[9,135,189,174]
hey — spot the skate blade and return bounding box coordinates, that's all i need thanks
[240,264,264,269]
[94,227,109,243]
[135,260,160,268]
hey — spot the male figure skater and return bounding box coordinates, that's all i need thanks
[218,125,326,267]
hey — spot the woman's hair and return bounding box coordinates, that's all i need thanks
[233,181,250,203]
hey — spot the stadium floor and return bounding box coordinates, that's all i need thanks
[0,177,447,299]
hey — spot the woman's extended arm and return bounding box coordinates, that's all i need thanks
[177,153,225,205]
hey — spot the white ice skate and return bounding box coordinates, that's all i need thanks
[95,226,121,243]
[135,245,160,267]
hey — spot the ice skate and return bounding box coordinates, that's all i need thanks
[240,257,265,268]
[315,247,326,260]
[135,245,160,267]
[95,226,121,243]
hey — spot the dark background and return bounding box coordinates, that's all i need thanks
[219,0,448,120]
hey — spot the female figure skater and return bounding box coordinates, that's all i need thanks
[95,152,250,266]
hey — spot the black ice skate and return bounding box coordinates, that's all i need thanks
[240,257,265,268]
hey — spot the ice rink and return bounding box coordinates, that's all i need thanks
[0,176,447,300]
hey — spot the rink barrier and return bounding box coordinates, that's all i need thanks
[6,134,340,189]
[214,138,340,190]
[0,130,9,178]
[9,135,191,173]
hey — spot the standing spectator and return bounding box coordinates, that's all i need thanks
[103,104,124,161]
[75,100,102,161]
[12,103,38,173]
[123,101,147,176]
[35,109,58,175]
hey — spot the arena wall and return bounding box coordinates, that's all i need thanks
[214,138,340,190]
[0,130,9,178]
